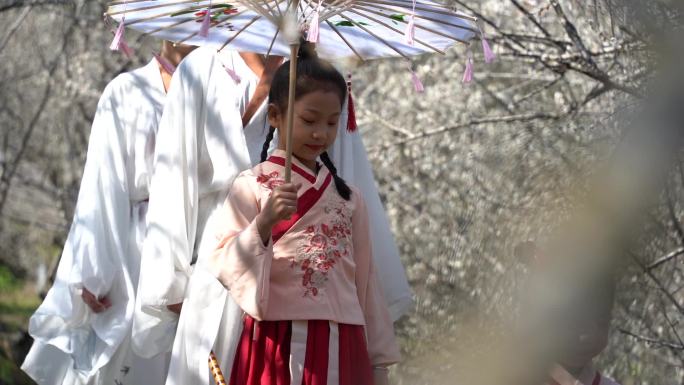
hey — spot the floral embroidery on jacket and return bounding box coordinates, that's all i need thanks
[256,171,285,190]
[293,195,352,297]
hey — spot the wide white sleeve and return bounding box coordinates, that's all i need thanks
[132,51,211,357]
[328,104,413,321]
[27,79,134,376]
[73,81,132,306]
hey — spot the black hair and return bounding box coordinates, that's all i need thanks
[320,151,352,201]
[261,40,351,201]
[260,126,276,164]
[268,41,347,111]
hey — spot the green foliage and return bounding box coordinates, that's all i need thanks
[0,357,13,384]
[390,14,407,23]
[0,265,19,292]
[170,3,235,17]
[333,20,370,27]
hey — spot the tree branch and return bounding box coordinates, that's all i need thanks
[0,0,70,13]
[618,328,684,351]
[647,248,684,271]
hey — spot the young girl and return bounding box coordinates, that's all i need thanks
[206,44,401,385]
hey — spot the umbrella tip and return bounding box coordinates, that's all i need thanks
[283,10,300,45]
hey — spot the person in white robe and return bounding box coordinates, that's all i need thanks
[21,41,194,385]
[132,46,413,384]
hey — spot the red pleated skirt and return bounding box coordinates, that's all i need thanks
[229,315,374,385]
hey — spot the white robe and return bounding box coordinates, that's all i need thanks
[131,47,261,360]
[21,59,170,385]
[131,46,412,385]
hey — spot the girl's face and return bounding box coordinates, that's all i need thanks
[269,89,342,169]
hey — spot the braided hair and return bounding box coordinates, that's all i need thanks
[261,40,351,201]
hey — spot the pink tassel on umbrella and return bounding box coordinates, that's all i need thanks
[346,74,357,132]
[478,23,496,63]
[199,2,212,38]
[110,17,134,57]
[119,40,134,57]
[405,15,415,45]
[307,0,322,43]
[109,19,124,50]
[405,0,416,45]
[154,53,176,74]
[225,66,242,83]
[408,64,424,93]
[462,50,474,84]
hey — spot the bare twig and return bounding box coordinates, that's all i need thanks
[630,252,684,315]
[647,248,684,271]
[618,328,684,351]
[367,113,560,153]
[0,5,31,55]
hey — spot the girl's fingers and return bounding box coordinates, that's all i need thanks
[277,183,299,194]
[275,205,297,220]
[278,201,297,212]
[273,189,298,199]
[279,192,298,200]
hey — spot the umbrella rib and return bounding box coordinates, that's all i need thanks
[237,0,278,23]
[357,0,478,30]
[301,0,335,23]
[219,14,262,50]
[324,19,365,62]
[336,13,409,59]
[298,0,314,22]
[112,3,222,27]
[345,8,444,54]
[121,9,188,27]
[265,25,281,56]
[244,0,278,20]
[109,0,170,6]
[355,0,477,33]
[319,0,353,21]
[262,0,282,18]
[139,16,195,39]
[175,9,249,44]
[284,0,294,14]
[302,0,344,21]
[364,0,477,19]
[359,0,459,14]
[107,0,218,17]
[353,4,471,44]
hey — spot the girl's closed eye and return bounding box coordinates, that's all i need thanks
[299,114,317,125]
[327,115,340,127]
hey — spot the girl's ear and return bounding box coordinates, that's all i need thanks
[267,103,281,129]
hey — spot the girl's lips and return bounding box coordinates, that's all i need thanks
[305,144,324,151]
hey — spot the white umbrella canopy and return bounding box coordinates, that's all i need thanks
[106,0,479,62]
[106,1,489,181]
